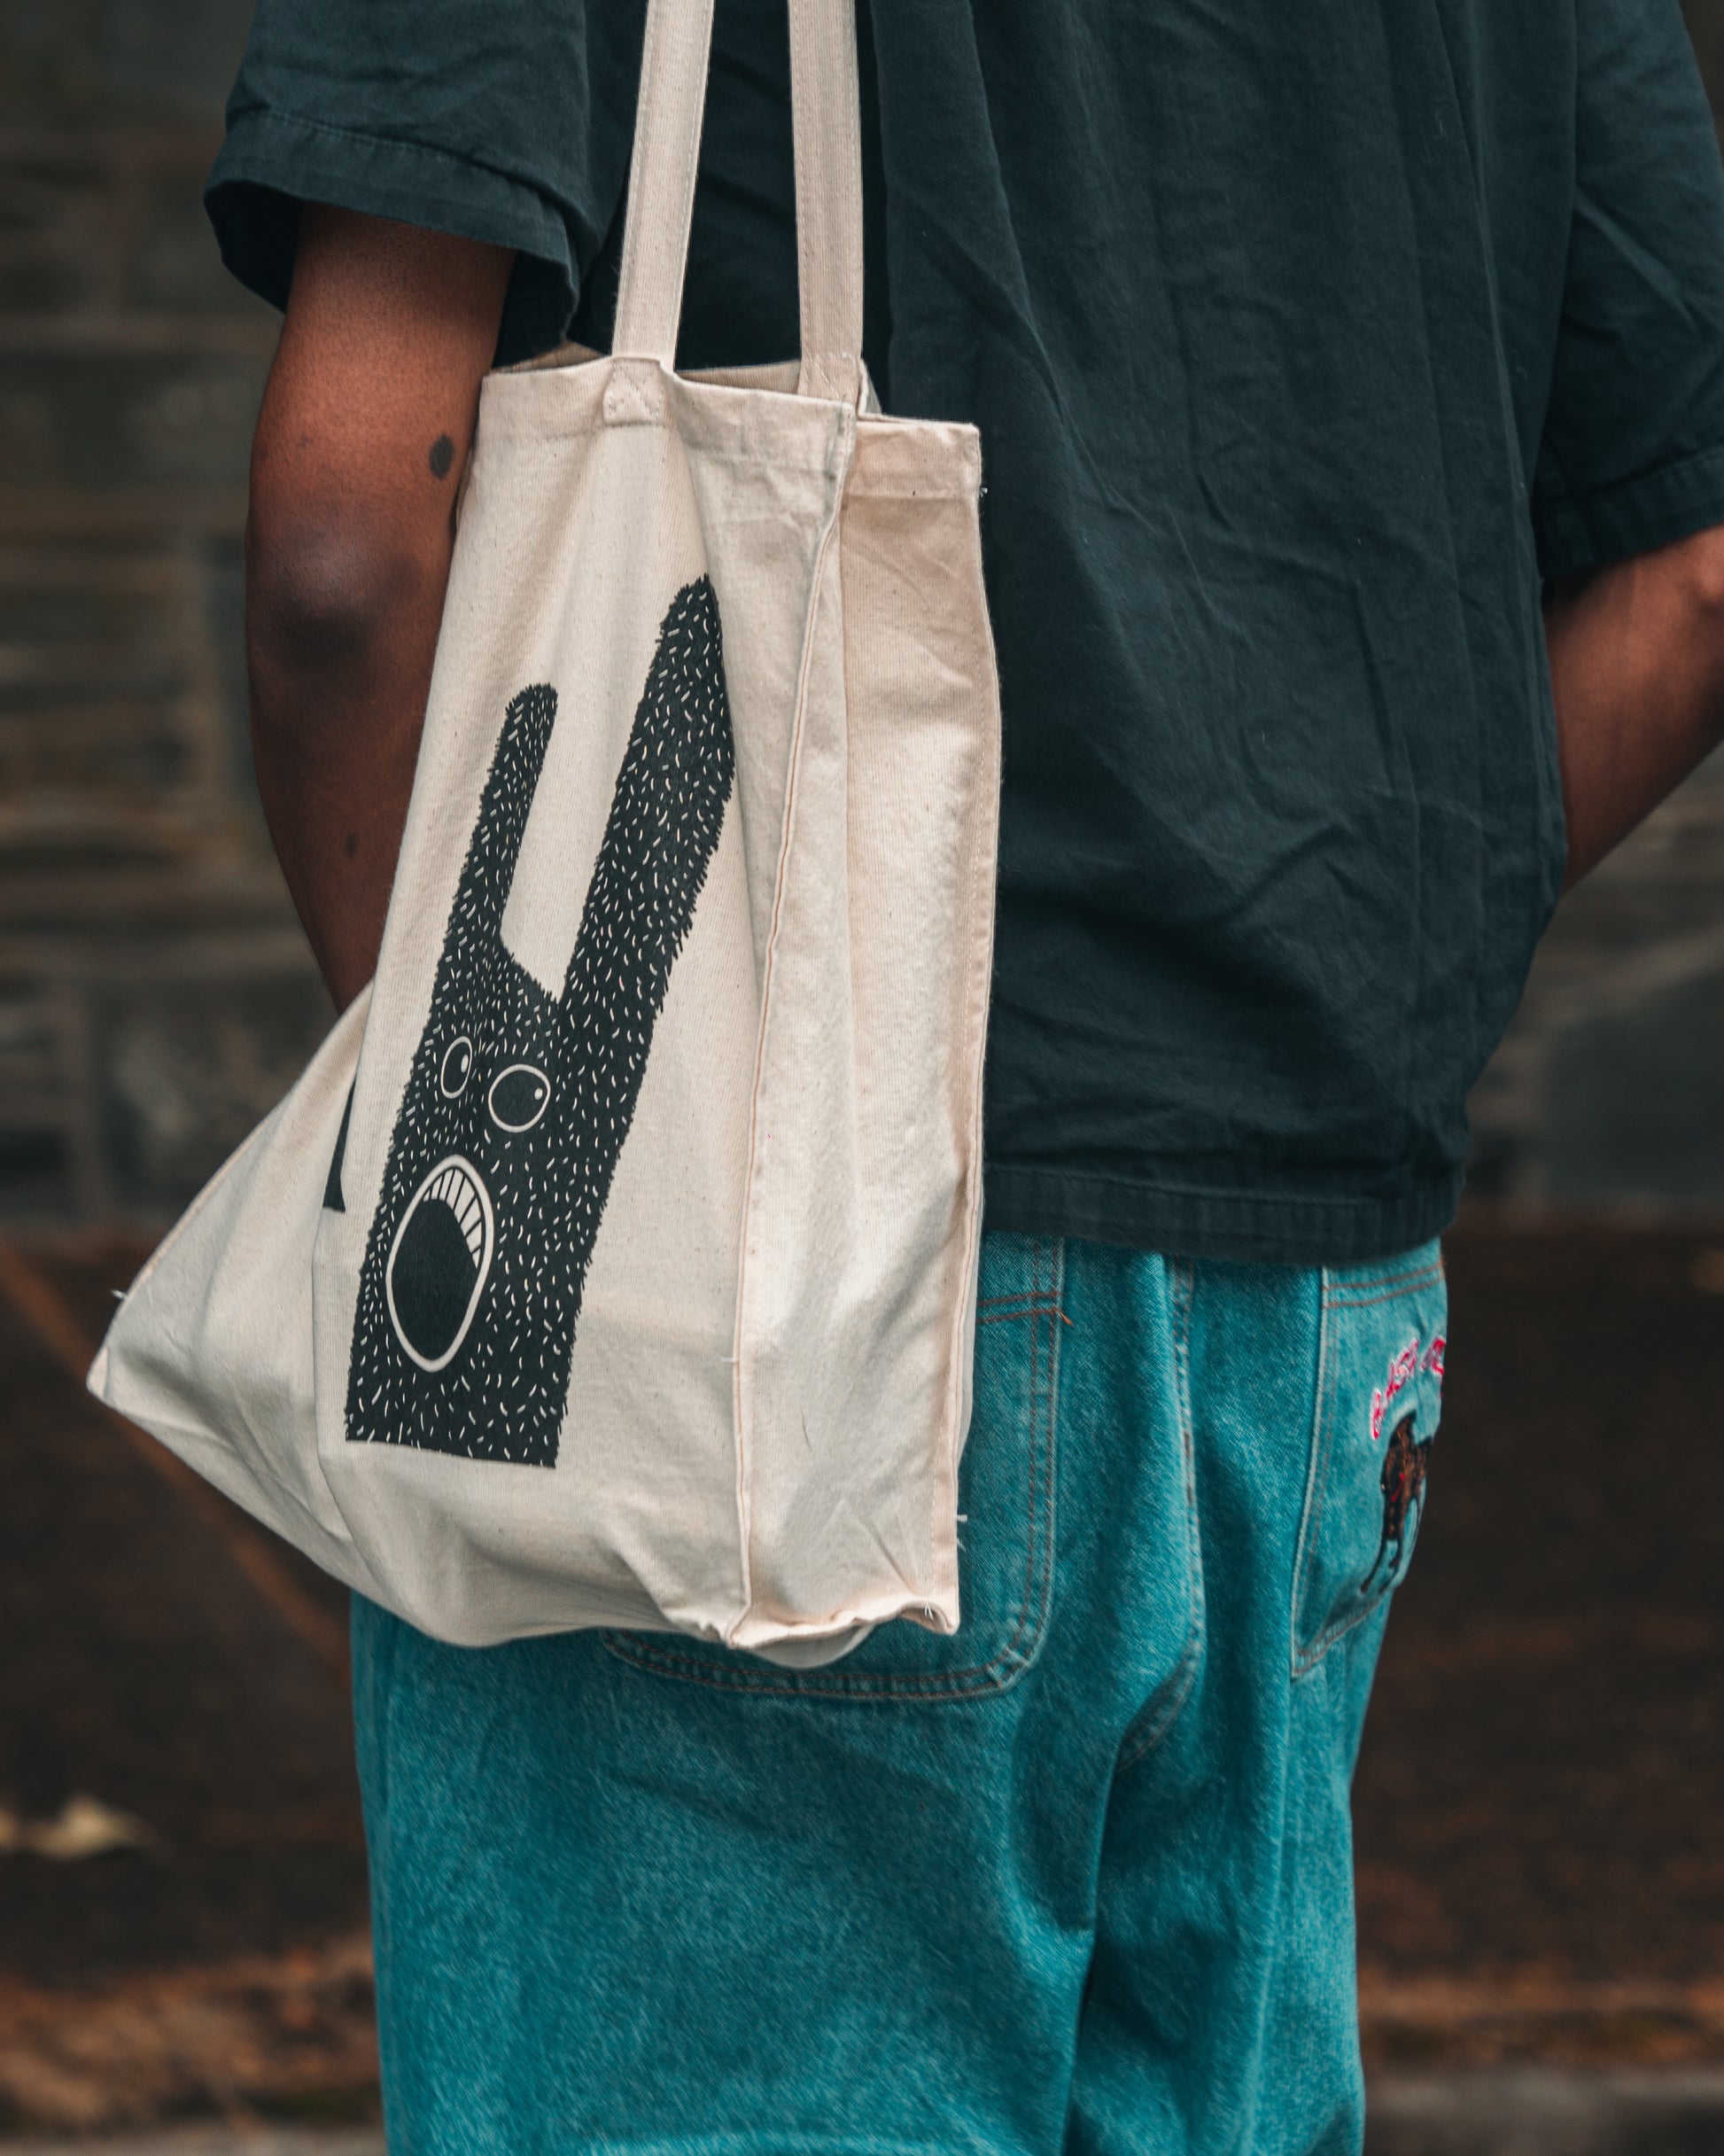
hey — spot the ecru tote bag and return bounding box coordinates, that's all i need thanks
[89,0,1002,1662]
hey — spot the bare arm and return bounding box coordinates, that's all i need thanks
[1547,523,1724,888]
[246,206,515,1008]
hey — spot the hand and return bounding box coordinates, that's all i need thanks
[1547,522,1724,888]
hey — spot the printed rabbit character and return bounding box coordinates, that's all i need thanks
[343,577,734,1466]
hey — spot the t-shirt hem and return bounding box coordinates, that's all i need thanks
[982,1162,1464,1266]
[206,106,579,362]
[1536,440,1724,580]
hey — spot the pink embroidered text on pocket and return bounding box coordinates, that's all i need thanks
[1369,1331,1446,1444]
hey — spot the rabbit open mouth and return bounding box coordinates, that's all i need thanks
[385,1156,495,1372]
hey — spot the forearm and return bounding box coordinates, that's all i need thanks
[246,207,514,1008]
[247,525,448,1012]
[1546,523,1724,888]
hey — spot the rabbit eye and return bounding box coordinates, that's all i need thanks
[439,1037,474,1098]
[488,1063,551,1132]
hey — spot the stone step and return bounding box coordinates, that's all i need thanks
[6,2074,1724,2155]
[0,2136,382,2156]
[1366,2066,1724,2155]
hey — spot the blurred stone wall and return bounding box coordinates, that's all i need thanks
[3,2,1724,1224]
[0,0,323,1222]
[1467,2,1724,1212]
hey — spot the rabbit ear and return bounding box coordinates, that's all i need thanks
[440,685,559,966]
[558,579,733,1029]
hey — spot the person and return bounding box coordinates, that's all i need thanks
[208,1,1724,2147]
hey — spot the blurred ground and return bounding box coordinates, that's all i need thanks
[1357,1223,1724,2072]
[0,1219,1721,2138]
[0,1233,371,2136]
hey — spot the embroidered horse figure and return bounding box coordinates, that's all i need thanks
[1365,1412,1433,1591]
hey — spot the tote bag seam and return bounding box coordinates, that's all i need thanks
[483,363,858,476]
[728,450,852,1645]
[936,476,1006,1584]
[601,1274,1057,1699]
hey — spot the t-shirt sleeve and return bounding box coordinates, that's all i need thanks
[204,0,647,366]
[1534,0,1724,579]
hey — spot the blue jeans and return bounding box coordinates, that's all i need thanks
[353,1231,1447,2155]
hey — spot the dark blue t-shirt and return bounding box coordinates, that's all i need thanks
[207,0,1724,1262]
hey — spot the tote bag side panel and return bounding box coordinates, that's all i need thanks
[732,416,1001,1652]
[553,374,854,1642]
[841,416,1001,1544]
[731,521,879,1643]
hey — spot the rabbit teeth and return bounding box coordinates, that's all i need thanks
[384,1155,496,1372]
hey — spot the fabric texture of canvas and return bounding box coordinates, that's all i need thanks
[88,0,1002,1662]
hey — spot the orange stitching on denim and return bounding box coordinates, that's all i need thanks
[600,1239,1061,1702]
[1322,1265,1445,1313]
[1324,1249,1445,1288]
[1327,1276,1448,1311]
[1324,1263,1444,1296]
[976,1297,1062,1328]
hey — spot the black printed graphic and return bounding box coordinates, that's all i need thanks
[346,578,734,1465]
[323,1084,353,1212]
[1364,1412,1433,1591]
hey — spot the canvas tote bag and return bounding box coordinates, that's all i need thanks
[89,0,1002,1662]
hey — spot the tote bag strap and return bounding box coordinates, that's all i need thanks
[611,0,866,405]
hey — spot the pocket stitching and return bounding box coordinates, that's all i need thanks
[600,1239,1062,1702]
[1116,1257,1207,1773]
[1291,1264,1441,1678]
[1294,1561,1409,1667]
[1289,1268,1344,1680]
[976,1296,1062,1327]
[1323,1267,1443,1312]
[1323,1280,1443,1315]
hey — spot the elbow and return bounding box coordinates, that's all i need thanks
[1663,525,1724,727]
[246,506,428,690]
[1670,521,1724,628]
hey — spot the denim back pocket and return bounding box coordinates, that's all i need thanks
[1291,1242,1447,1677]
[602,1234,1061,1700]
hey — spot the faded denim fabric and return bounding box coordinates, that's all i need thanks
[353,1230,1447,2155]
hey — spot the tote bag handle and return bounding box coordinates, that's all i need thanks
[611,0,866,405]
